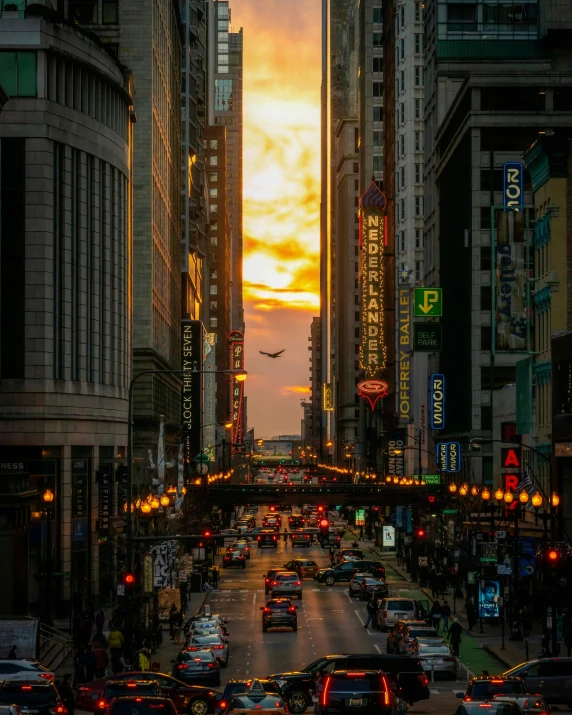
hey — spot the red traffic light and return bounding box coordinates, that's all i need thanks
[320,519,329,528]
[317,506,324,512]
[123,573,135,585]
[204,530,211,537]
[548,549,558,561]
[270,506,275,511]
[428,496,436,503]
[417,529,426,538]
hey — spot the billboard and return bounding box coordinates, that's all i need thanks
[478,579,500,619]
[228,331,245,451]
[495,210,527,351]
[429,374,445,430]
[503,162,524,210]
[397,289,411,423]
[181,319,204,466]
[203,333,216,457]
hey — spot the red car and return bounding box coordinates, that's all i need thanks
[76,673,221,715]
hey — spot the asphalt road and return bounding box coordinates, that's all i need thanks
[207,508,468,714]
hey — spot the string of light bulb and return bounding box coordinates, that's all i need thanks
[447,481,559,508]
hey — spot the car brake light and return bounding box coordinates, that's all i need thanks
[213,645,224,649]
[187,647,199,651]
[273,536,277,540]
[257,536,261,540]
[207,663,218,669]
[348,673,365,677]
[49,708,67,715]
[220,703,227,710]
[178,664,189,670]
[478,705,492,709]
[382,677,391,706]
[263,607,271,613]
[21,686,33,691]
[288,607,296,612]
[418,674,429,687]
[126,683,137,688]
[97,701,106,709]
[322,677,331,706]
[294,581,301,586]
[136,699,142,703]
[272,582,279,586]
[40,673,54,680]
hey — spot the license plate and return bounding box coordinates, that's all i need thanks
[349,700,362,707]
[395,613,407,618]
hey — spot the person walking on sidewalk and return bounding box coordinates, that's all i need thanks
[448,620,462,657]
[465,598,477,632]
[430,601,442,631]
[358,525,364,541]
[329,544,336,564]
[441,600,451,632]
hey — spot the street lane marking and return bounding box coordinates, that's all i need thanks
[253,592,257,604]
[374,644,381,654]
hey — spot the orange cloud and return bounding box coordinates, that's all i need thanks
[282,385,311,396]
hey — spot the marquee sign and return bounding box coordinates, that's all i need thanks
[357,379,389,410]
[182,319,204,468]
[228,330,244,452]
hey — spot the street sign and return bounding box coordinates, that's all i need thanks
[413,323,442,351]
[497,564,513,576]
[436,443,447,472]
[446,442,461,472]
[421,473,441,486]
[443,508,458,515]
[196,463,209,475]
[429,374,445,430]
[418,556,428,567]
[503,162,524,209]
[414,288,442,317]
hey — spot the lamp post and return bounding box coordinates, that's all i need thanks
[126,368,246,570]
[42,488,55,626]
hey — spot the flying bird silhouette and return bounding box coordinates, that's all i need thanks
[259,349,285,359]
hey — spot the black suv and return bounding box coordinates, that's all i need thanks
[268,654,429,713]
[315,671,394,715]
[503,659,572,706]
[315,560,386,585]
[257,529,278,548]
[216,680,280,714]
[261,598,298,632]
[0,681,65,715]
[457,677,527,702]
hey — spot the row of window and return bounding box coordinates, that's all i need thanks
[398,196,424,220]
[398,230,424,252]
[396,164,424,188]
[396,1,424,33]
[397,67,424,94]
[397,131,423,157]
[397,98,424,124]
[395,34,424,63]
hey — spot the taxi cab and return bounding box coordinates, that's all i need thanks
[225,680,288,715]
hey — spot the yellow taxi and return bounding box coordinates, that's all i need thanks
[225,680,289,715]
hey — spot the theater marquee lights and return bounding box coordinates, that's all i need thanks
[358,181,387,410]
[228,330,245,451]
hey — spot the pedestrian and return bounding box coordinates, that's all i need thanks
[92,629,107,648]
[284,529,289,545]
[95,610,105,634]
[358,525,364,541]
[364,595,377,629]
[386,629,398,654]
[58,674,75,715]
[441,600,451,632]
[81,610,93,646]
[448,620,463,657]
[212,566,220,590]
[430,600,442,631]
[465,598,477,632]
[173,610,183,645]
[111,651,124,675]
[520,605,532,638]
[429,574,438,600]
[83,644,96,682]
[7,645,16,659]
[136,648,150,672]
[92,642,108,679]
[329,544,336,564]
[107,625,124,662]
[180,582,188,612]
[168,604,177,639]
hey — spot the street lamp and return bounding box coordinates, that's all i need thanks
[160,495,170,508]
[42,489,54,625]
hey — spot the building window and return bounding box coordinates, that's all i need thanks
[415,261,422,281]
[69,0,97,22]
[210,204,217,214]
[373,33,383,47]
[448,3,477,25]
[415,33,423,53]
[209,173,217,183]
[415,229,422,248]
[210,285,218,295]
[400,134,405,156]
[210,236,218,246]
[400,166,405,188]
[0,51,36,97]
[209,317,218,328]
[102,0,118,23]
[373,57,383,73]
[373,155,383,173]
[209,140,218,150]
[400,39,405,59]
[415,163,422,183]
[400,102,405,124]
[415,196,423,216]
[415,98,422,119]
[415,131,422,151]
[414,66,423,87]
[400,70,405,92]
[373,81,383,97]
[373,130,382,147]
[373,7,382,23]
[400,199,405,220]
[215,78,233,111]
[210,301,218,311]
[400,5,405,28]
[353,162,359,173]
[209,188,217,198]
[209,155,218,166]
[400,232,405,253]
[210,221,218,231]
[415,1,423,21]
[373,106,382,122]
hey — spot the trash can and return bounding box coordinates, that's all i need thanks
[190,571,203,593]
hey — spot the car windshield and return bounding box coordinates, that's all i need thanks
[387,601,414,610]
[470,682,524,697]
[419,646,449,654]
[276,575,297,581]
[191,635,221,644]
[327,676,381,693]
[364,579,385,586]
[180,652,214,662]
[268,602,291,610]
[0,686,57,706]
[109,702,175,715]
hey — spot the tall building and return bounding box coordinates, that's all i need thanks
[207,0,243,333]
[308,317,322,455]
[0,4,133,614]
[423,0,572,485]
[68,0,184,452]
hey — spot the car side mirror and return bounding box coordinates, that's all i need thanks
[455,693,464,699]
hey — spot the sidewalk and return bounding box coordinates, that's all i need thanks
[338,517,533,674]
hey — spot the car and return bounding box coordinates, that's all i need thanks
[257,530,279,548]
[414,640,457,679]
[106,696,178,715]
[346,573,371,598]
[172,650,221,688]
[191,627,227,643]
[377,599,419,631]
[313,670,395,715]
[244,506,258,513]
[336,548,364,564]
[261,598,298,632]
[263,568,288,594]
[359,577,389,601]
[454,702,525,715]
[457,677,528,702]
[76,673,221,715]
[396,623,439,653]
[283,559,319,579]
[184,616,229,639]
[217,681,281,715]
[503,657,572,706]
[224,681,288,715]
[0,660,54,682]
[268,654,429,713]
[290,530,312,548]
[189,620,229,638]
[289,515,305,529]
[96,681,162,711]
[228,541,250,560]
[315,560,385,586]
[270,572,303,599]
[0,681,65,715]
[493,695,551,715]
[222,551,246,569]
[0,706,22,715]
[187,635,229,668]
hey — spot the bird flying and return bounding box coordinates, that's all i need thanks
[259,349,285,359]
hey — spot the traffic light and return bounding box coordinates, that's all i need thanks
[415,528,426,539]
[317,505,324,512]
[547,547,559,568]
[203,530,212,537]
[123,572,136,591]
[319,518,329,544]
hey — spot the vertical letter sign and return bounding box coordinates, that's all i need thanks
[357,181,388,411]
[503,162,524,210]
[182,319,204,469]
[228,331,244,453]
[429,374,445,430]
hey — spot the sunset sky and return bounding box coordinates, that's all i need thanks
[234,0,322,438]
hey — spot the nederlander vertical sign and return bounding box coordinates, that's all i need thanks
[182,319,204,468]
